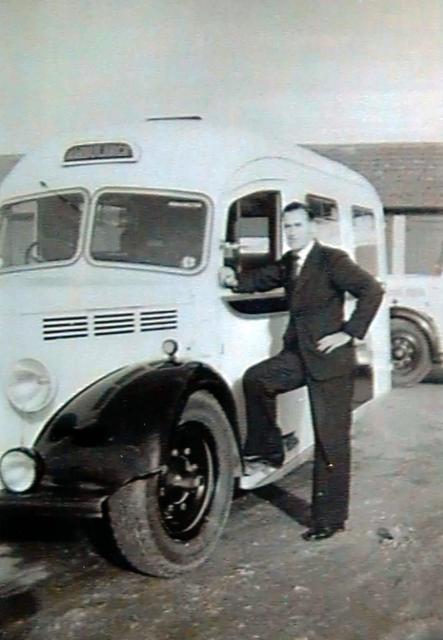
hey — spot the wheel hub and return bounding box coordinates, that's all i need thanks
[158,425,215,537]
[392,336,417,372]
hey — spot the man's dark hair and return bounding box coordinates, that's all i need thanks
[282,201,315,220]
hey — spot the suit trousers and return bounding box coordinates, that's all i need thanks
[242,348,354,527]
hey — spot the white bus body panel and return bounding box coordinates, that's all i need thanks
[0,121,391,477]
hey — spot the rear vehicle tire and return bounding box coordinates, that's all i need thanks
[107,391,236,577]
[391,318,432,387]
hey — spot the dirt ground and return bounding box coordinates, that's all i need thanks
[2,383,443,640]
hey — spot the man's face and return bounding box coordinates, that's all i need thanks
[283,209,315,251]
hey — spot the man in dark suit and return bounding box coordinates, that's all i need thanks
[221,201,384,540]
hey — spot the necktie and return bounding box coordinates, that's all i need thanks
[291,252,300,281]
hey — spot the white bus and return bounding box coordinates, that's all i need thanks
[0,118,390,576]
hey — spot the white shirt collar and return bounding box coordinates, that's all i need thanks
[295,239,315,267]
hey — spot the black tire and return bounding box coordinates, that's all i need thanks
[107,391,236,577]
[391,318,432,387]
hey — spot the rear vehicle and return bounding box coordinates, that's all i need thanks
[385,211,443,386]
[0,118,391,576]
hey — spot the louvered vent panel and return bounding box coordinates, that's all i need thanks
[43,316,89,340]
[140,309,178,332]
[94,312,136,336]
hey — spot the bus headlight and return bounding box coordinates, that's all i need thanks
[0,448,43,493]
[6,359,56,413]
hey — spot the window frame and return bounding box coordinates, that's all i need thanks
[0,188,88,274]
[222,189,287,316]
[305,193,338,221]
[86,187,213,276]
[351,205,379,276]
[304,193,341,248]
[224,190,281,272]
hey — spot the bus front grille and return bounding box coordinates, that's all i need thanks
[94,312,136,336]
[42,309,178,341]
[140,310,178,332]
[43,316,89,341]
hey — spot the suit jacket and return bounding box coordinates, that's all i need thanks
[236,241,384,380]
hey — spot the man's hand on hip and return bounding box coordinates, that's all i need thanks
[317,331,352,354]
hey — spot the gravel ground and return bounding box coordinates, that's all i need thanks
[2,384,443,640]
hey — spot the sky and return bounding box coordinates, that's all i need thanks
[1,0,443,153]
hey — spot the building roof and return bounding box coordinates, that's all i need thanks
[305,143,443,209]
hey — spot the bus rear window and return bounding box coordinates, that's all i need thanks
[90,192,207,270]
[0,193,83,269]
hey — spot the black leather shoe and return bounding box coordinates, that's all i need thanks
[301,524,345,541]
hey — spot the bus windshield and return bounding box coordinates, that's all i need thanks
[0,192,84,269]
[90,192,207,270]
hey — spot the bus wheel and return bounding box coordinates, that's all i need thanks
[391,318,432,387]
[107,391,236,577]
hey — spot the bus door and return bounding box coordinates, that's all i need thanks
[220,188,313,452]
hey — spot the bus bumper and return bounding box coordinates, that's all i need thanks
[0,485,108,518]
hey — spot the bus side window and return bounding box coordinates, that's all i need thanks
[37,196,81,261]
[305,195,340,247]
[352,206,379,276]
[0,204,36,267]
[225,191,280,274]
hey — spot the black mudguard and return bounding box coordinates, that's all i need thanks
[35,360,241,491]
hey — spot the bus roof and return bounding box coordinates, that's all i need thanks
[0,119,377,202]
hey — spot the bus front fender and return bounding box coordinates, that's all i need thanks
[34,360,240,490]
